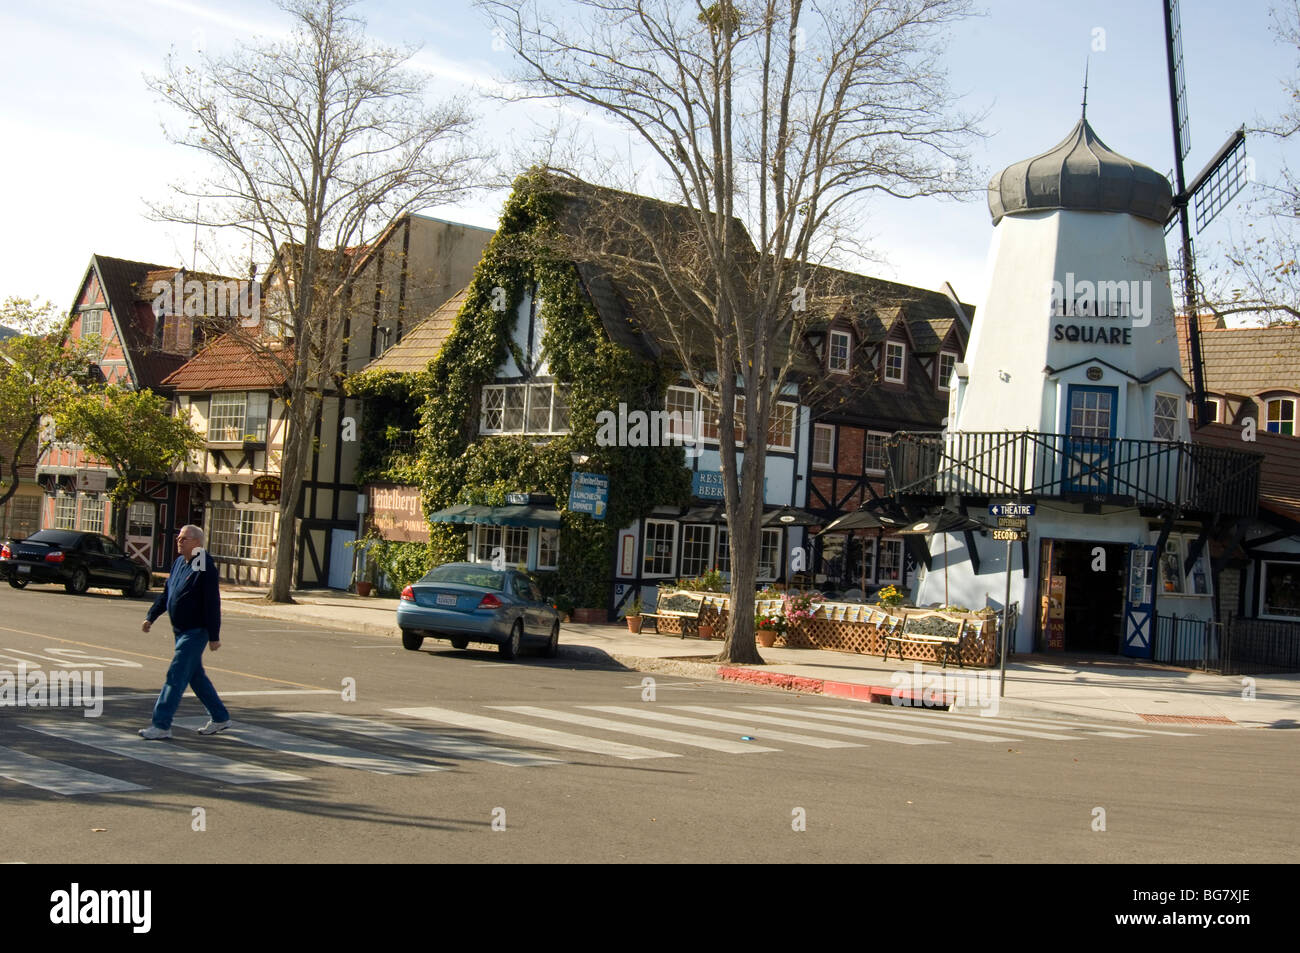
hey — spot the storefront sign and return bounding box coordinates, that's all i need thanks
[251,475,281,503]
[568,472,609,520]
[692,470,725,500]
[75,469,107,493]
[365,483,430,543]
[1047,574,1066,650]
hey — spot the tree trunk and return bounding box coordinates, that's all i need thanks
[267,393,319,603]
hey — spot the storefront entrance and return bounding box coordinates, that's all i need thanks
[1038,539,1128,653]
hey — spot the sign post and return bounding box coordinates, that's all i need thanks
[989,504,1035,697]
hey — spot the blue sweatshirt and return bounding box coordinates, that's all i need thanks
[147,550,222,642]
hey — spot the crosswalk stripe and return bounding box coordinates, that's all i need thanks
[389,707,677,760]
[494,706,779,754]
[943,710,1198,737]
[276,712,563,767]
[789,706,1076,741]
[668,705,940,745]
[0,745,146,795]
[741,706,1023,742]
[580,706,864,748]
[173,718,443,775]
[23,722,305,785]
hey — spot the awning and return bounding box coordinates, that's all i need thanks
[427,504,562,529]
[680,503,726,523]
[761,505,822,527]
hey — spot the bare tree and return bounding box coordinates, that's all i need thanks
[147,0,482,601]
[482,0,982,662]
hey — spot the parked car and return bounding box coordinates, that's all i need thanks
[396,562,560,660]
[0,529,151,597]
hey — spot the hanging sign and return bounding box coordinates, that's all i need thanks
[251,475,281,503]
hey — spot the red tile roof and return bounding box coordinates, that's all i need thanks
[162,332,292,392]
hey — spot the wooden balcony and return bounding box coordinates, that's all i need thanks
[887,431,1262,518]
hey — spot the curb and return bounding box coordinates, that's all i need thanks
[223,600,400,639]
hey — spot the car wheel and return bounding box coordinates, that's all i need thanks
[8,578,28,590]
[449,637,469,650]
[499,620,523,660]
[401,629,424,651]
[65,567,89,595]
[123,572,149,598]
[543,621,560,659]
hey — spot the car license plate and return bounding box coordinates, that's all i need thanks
[18,565,31,574]
[436,593,457,606]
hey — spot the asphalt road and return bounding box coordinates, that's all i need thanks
[1,581,1296,863]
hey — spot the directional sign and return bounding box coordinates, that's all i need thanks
[991,528,1028,542]
[997,517,1028,530]
[989,503,1035,517]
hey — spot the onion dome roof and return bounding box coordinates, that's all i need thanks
[988,117,1173,225]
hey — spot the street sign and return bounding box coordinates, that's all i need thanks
[75,469,107,492]
[568,472,609,520]
[989,503,1035,517]
[997,517,1028,530]
[991,528,1028,541]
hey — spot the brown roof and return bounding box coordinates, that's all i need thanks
[362,288,467,374]
[1194,422,1297,522]
[1176,318,1300,397]
[162,332,292,392]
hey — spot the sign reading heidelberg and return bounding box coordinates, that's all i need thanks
[366,484,430,543]
[569,472,609,520]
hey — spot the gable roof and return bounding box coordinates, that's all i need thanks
[362,288,468,374]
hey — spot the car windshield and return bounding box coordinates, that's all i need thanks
[21,530,82,548]
[424,564,506,591]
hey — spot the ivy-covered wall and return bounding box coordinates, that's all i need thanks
[349,172,690,608]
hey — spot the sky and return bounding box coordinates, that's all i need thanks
[0,0,1294,319]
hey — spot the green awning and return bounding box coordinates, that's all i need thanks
[427,504,562,529]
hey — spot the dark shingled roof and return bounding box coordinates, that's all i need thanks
[1178,321,1300,398]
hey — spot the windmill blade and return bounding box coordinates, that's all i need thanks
[1165,0,1192,161]
[1191,128,1249,233]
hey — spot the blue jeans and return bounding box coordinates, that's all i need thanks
[151,627,229,730]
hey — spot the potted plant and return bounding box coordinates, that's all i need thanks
[353,542,379,597]
[755,607,786,647]
[552,593,575,623]
[624,594,644,633]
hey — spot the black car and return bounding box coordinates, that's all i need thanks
[0,529,151,597]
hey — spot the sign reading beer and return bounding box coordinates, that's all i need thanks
[251,475,281,503]
[365,483,430,543]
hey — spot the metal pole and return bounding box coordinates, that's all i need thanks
[1000,536,1013,697]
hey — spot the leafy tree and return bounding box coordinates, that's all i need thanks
[481,0,982,662]
[147,0,482,601]
[54,387,204,546]
[0,298,99,509]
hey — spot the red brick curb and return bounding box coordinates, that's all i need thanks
[715,666,953,707]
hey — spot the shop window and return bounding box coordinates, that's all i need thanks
[1261,561,1300,618]
[77,493,104,534]
[54,492,77,530]
[758,528,781,581]
[715,527,730,574]
[208,508,273,562]
[473,526,528,567]
[537,528,560,571]
[877,537,902,583]
[680,524,714,578]
[642,520,678,577]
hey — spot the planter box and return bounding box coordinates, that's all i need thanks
[573,607,607,624]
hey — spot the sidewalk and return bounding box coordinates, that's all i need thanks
[221,587,1300,730]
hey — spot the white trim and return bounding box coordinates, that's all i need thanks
[828,330,851,374]
[883,341,906,384]
[937,350,958,392]
[812,423,835,469]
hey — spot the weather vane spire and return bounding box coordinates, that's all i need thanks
[1082,58,1090,119]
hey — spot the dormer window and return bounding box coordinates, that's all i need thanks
[884,341,906,384]
[1266,397,1295,435]
[937,350,957,391]
[828,330,851,373]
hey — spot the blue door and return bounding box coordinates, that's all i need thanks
[1063,386,1117,493]
[1123,545,1156,659]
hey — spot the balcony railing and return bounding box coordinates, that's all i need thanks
[888,431,1261,518]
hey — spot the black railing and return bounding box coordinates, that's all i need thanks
[888,431,1261,517]
[1220,616,1300,675]
[1153,613,1223,668]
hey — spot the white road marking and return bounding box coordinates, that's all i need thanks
[668,705,939,745]
[173,718,443,775]
[581,705,863,748]
[276,712,562,767]
[780,706,1067,741]
[0,745,146,795]
[494,706,778,754]
[389,707,677,760]
[23,722,305,785]
[943,710,1199,737]
[101,689,339,701]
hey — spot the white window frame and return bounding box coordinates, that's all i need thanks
[938,350,957,391]
[207,392,268,443]
[207,508,273,562]
[766,401,797,452]
[884,341,906,384]
[536,527,560,571]
[679,523,715,578]
[1153,392,1181,442]
[665,386,700,443]
[1260,560,1300,620]
[757,528,782,581]
[77,492,104,534]
[1158,536,1185,595]
[876,537,903,584]
[812,423,835,469]
[715,527,730,575]
[472,526,529,568]
[79,309,103,337]
[828,330,851,374]
[54,492,77,530]
[479,383,571,436]
[864,431,890,474]
[642,519,678,577]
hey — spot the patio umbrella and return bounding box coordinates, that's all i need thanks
[817,507,885,534]
[761,505,823,527]
[896,508,987,607]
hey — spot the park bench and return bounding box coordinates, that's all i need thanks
[882,611,969,668]
[642,589,708,638]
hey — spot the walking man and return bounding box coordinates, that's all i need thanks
[139,524,230,739]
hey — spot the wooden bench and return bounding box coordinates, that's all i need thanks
[882,611,969,668]
[642,589,708,638]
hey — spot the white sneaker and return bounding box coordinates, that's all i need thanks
[197,720,232,735]
[138,725,172,740]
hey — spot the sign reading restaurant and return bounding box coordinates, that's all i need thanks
[365,483,430,543]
